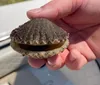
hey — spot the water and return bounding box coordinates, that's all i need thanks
[28,66,74,85]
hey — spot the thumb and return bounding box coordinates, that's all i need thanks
[27,0,81,20]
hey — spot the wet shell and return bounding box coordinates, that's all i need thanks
[10,18,69,59]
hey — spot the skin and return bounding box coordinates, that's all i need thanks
[27,0,100,70]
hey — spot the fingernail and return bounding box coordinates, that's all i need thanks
[28,58,36,68]
[29,8,42,13]
[28,60,33,67]
[47,57,62,67]
[48,60,55,66]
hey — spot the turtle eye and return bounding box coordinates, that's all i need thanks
[18,42,65,51]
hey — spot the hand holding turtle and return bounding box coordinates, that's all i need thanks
[26,0,100,70]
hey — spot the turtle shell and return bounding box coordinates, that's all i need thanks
[10,18,69,59]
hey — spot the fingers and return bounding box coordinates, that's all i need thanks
[54,19,77,33]
[65,33,96,70]
[27,0,75,20]
[46,49,69,70]
[28,49,69,70]
[28,57,46,68]
[28,32,96,70]
[69,33,96,61]
[65,49,87,70]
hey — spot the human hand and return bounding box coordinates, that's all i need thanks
[27,0,100,70]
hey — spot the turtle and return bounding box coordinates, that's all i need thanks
[10,18,69,59]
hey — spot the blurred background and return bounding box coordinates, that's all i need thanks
[0,0,29,6]
[0,0,100,85]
